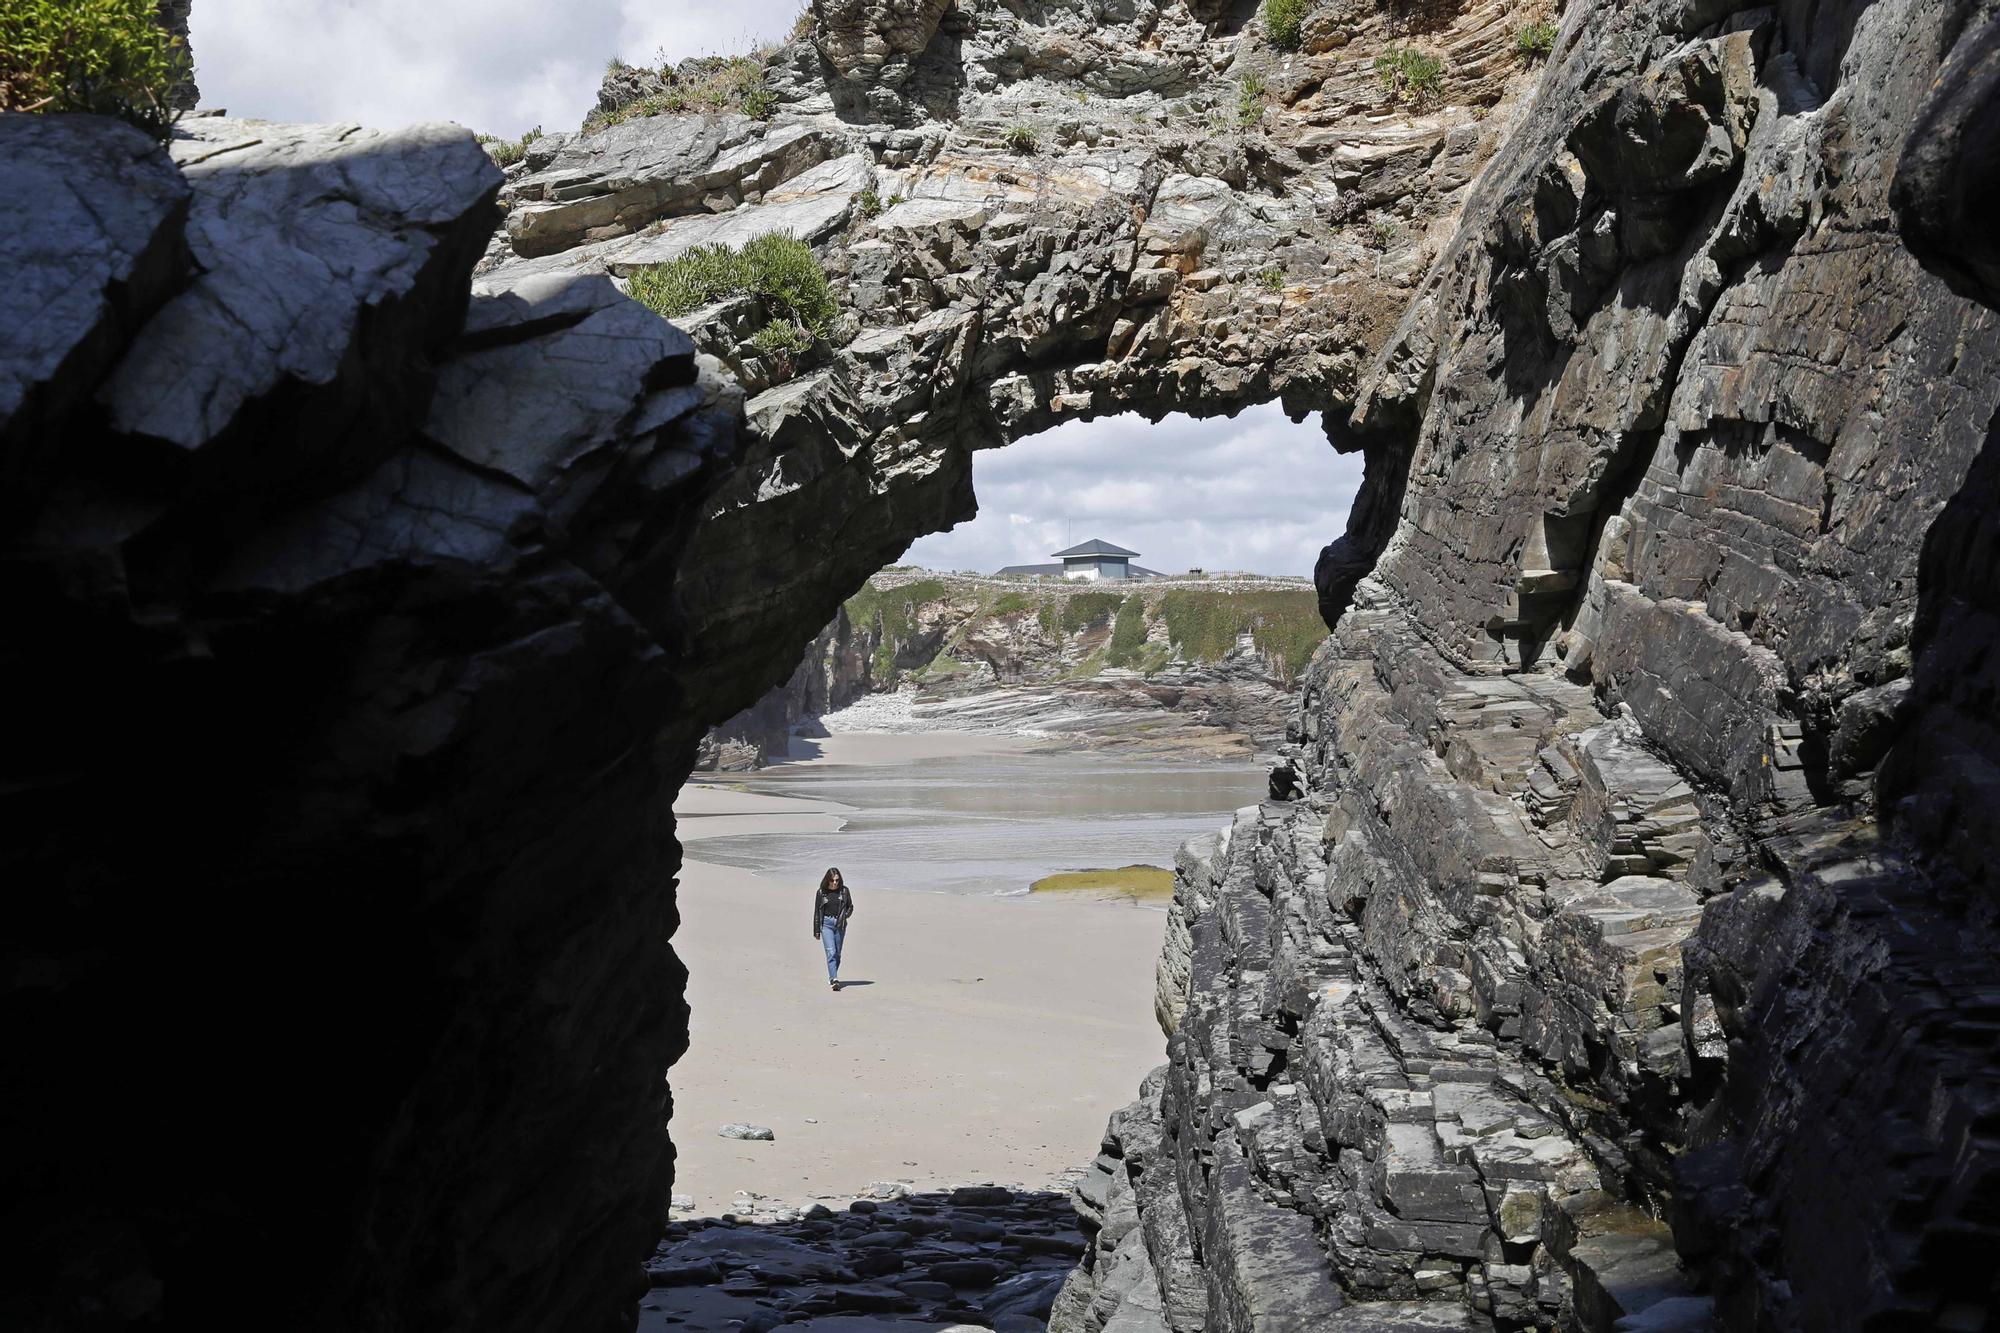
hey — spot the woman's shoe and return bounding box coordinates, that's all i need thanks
[830,980,840,992]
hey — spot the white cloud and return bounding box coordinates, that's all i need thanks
[181,13,1357,578]
[903,404,1363,577]
[190,0,803,137]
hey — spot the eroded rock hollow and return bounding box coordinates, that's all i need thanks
[2,0,1997,1327]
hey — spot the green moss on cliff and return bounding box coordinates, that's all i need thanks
[1106,595,1148,668]
[1159,589,1326,678]
[1061,592,1124,633]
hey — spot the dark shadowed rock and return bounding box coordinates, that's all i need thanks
[0,115,188,526]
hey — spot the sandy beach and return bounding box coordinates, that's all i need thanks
[668,731,1175,1216]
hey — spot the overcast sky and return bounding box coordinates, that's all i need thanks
[188,6,1359,578]
[905,406,1361,578]
[191,0,806,138]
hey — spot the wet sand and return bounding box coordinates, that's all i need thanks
[668,732,1173,1214]
[668,858,1167,1215]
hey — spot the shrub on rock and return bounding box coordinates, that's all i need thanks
[625,232,836,336]
[1375,45,1445,106]
[1263,0,1311,52]
[0,0,190,140]
[1516,20,1558,60]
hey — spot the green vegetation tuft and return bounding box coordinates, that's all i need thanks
[845,579,948,682]
[1263,0,1311,52]
[1037,602,1059,637]
[625,232,836,335]
[1258,266,1286,292]
[1106,595,1148,668]
[845,580,947,642]
[915,648,969,680]
[1370,217,1397,248]
[1515,20,1558,60]
[1236,73,1268,128]
[990,591,1032,617]
[1,0,190,140]
[1375,46,1445,106]
[1031,865,1175,901]
[584,55,774,133]
[1159,589,1326,679]
[1064,648,1110,680]
[739,231,838,333]
[856,188,884,219]
[749,319,812,356]
[1060,591,1125,633]
[625,243,740,318]
[1003,125,1040,155]
[477,125,542,168]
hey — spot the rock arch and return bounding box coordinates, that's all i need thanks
[6,0,2000,1328]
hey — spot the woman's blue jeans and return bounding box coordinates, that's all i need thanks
[820,917,845,982]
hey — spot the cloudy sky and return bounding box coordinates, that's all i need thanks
[188,6,1359,578]
[191,0,807,137]
[904,406,1361,578]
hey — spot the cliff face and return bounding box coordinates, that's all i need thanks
[1055,0,2000,1330]
[2,113,740,1331]
[698,574,1323,766]
[5,0,1998,1326]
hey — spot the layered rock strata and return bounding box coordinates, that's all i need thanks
[700,575,1319,767]
[2,113,743,1331]
[1055,0,2000,1327]
[8,0,2000,1323]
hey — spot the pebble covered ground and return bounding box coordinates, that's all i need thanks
[641,1185,1084,1332]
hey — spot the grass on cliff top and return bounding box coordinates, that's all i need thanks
[1,0,189,140]
[838,577,1326,682]
[845,580,950,684]
[1159,588,1326,679]
[1106,595,1148,668]
[586,55,776,133]
[1061,591,1125,633]
[626,233,837,336]
[477,125,542,167]
[1031,865,1174,901]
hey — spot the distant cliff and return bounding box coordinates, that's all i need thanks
[698,571,1325,767]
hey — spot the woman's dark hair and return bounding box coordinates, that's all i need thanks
[819,867,844,892]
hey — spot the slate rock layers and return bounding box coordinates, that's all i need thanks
[1,115,741,1332]
[7,0,2000,1322]
[1056,0,2000,1328]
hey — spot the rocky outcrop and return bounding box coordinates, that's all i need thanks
[156,0,200,109]
[700,574,1322,767]
[478,0,1547,636]
[11,0,2000,1320]
[698,608,867,768]
[1,113,743,1332]
[643,1188,1082,1329]
[1056,0,2000,1328]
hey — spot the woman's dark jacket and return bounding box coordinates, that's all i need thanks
[812,885,854,935]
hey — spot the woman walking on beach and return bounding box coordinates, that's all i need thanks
[813,867,855,992]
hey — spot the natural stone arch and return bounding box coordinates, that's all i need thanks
[14,0,2000,1327]
[491,0,1540,735]
[2,2,1534,1323]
